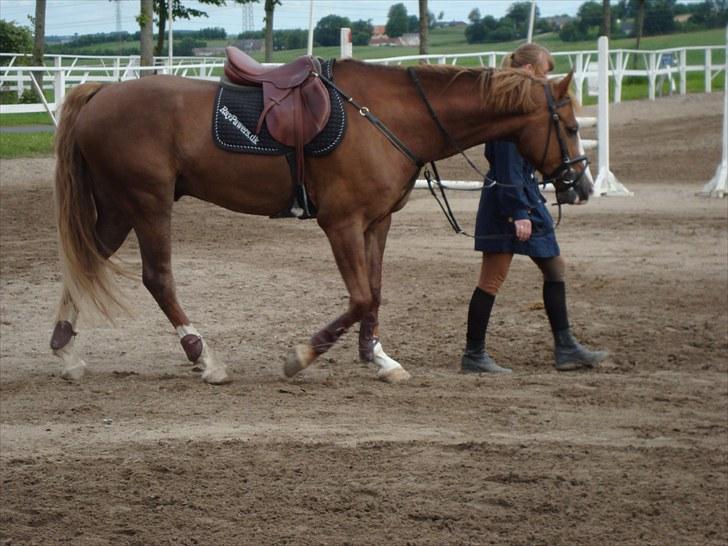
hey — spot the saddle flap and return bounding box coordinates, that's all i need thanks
[265,78,331,147]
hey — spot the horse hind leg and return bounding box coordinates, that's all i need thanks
[133,214,230,385]
[51,209,131,381]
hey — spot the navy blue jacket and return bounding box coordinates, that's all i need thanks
[474,140,560,257]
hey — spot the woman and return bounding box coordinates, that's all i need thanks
[461,43,607,374]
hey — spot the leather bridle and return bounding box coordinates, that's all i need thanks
[538,83,590,203]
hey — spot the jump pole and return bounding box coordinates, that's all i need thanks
[698,25,728,198]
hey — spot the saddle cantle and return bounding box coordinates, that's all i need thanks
[224,47,331,174]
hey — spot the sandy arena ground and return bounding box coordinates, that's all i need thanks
[1,92,726,545]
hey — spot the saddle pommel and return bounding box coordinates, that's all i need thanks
[224,47,320,89]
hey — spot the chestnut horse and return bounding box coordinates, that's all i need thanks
[50,59,590,384]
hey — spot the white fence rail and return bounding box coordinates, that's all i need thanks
[364,45,726,103]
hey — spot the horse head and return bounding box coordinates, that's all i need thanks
[517,71,593,204]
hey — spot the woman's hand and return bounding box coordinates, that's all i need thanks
[514,219,532,241]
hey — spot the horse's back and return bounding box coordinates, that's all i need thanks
[72,75,294,217]
[76,75,216,147]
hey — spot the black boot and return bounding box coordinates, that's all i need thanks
[554,329,608,371]
[461,338,512,374]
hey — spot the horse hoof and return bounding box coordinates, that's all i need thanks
[377,367,411,384]
[202,367,231,385]
[284,344,315,378]
[61,363,86,381]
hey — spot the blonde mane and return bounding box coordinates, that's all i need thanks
[414,64,545,114]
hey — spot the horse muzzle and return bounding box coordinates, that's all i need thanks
[551,157,592,204]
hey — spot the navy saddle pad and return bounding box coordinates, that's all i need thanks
[212,59,345,156]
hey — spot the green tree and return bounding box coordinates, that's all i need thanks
[692,0,728,27]
[464,19,486,43]
[577,1,603,34]
[314,14,351,47]
[0,20,33,59]
[351,19,374,46]
[643,0,676,35]
[407,14,419,33]
[385,3,409,38]
[152,0,229,57]
[507,1,538,37]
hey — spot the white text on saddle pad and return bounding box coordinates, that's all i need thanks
[219,105,260,145]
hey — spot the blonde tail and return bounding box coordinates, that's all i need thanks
[54,82,127,322]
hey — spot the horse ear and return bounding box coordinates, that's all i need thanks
[555,70,574,99]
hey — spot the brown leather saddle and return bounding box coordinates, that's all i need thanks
[224,47,331,188]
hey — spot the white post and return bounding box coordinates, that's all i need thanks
[699,26,728,198]
[614,49,623,103]
[526,0,536,43]
[16,68,24,98]
[29,69,57,126]
[340,27,352,59]
[648,51,657,100]
[307,0,314,56]
[168,1,173,70]
[593,36,631,197]
[705,48,712,93]
[575,52,584,103]
[679,48,687,95]
[53,56,65,111]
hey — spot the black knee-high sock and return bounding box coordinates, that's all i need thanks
[543,280,569,337]
[466,287,496,345]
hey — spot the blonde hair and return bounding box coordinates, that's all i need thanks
[501,43,554,76]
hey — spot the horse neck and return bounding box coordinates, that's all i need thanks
[334,62,534,164]
[411,68,536,160]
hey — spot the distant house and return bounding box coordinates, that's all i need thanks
[674,13,692,24]
[369,35,400,46]
[372,25,386,37]
[398,33,420,47]
[368,25,420,47]
[236,39,264,53]
[543,15,572,30]
[192,47,227,57]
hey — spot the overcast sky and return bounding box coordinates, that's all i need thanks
[1,0,622,36]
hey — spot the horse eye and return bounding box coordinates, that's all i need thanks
[566,126,579,135]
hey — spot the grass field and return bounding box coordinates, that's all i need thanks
[0,112,55,126]
[0,132,54,159]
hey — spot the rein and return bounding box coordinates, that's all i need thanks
[315,71,423,168]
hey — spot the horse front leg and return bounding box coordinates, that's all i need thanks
[284,220,373,378]
[359,215,411,383]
